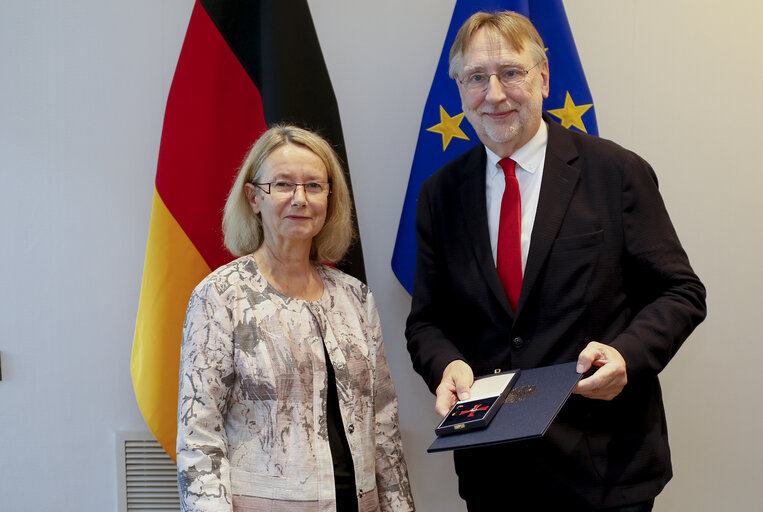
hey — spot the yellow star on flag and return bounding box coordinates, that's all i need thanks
[427,105,469,150]
[547,92,593,132]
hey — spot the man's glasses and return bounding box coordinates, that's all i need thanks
[253,181,332,197]
[458,61,542,93]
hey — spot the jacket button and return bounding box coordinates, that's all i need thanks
[512,337,524,348]
[348,424,354,434]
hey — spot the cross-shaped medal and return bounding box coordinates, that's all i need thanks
[458,403,489,418]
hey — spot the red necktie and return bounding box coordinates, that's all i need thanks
[497,158,522,311]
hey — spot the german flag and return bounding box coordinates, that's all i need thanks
[132,0,365,459]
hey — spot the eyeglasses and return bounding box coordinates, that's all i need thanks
[253,181,332,197]
[458,61,542,93]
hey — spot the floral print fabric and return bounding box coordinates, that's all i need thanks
[177,255,414,512]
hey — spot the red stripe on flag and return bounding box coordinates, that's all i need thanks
[156,0,267,270]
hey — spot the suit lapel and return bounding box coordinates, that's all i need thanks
[458,146,515,317]
[520,120,581,308]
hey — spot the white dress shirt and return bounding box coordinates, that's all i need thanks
[485,120,549,273]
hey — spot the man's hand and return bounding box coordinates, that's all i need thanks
[573,341,627,400]
[435,360,474,417]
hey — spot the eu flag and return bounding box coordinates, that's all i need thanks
[391,0,598,293]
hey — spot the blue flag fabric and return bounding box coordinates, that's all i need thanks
[391,0,598,293]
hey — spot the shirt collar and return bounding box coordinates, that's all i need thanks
[485,120,549,177]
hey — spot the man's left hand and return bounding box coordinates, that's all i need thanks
[573,341,627,400]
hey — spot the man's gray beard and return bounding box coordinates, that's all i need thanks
[484,123,519,145]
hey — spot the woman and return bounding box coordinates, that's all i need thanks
[176,125,415,512]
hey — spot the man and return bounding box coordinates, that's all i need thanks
[406,11,706,511]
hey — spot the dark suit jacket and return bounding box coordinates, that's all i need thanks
[406,116,707,508]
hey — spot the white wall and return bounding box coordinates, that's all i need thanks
[0,1,759,510]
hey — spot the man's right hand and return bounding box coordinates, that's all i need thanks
[435,360,474,417]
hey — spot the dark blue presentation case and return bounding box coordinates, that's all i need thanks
[428,362,582,453]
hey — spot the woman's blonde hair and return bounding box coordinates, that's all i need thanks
[222,124,354,263]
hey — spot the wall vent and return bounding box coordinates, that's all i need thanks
[116,431,180,511]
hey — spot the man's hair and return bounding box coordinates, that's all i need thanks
[222,124,354,263]
[448,11,547,78]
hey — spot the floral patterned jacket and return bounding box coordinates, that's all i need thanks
[177,255,414,512]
